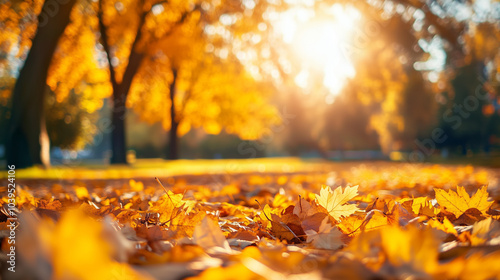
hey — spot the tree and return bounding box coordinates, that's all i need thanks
[95,0,204,163]
[1,0,111,166]
[3,0,78,168]
[45,89,101,150]
[128,38,281,159]
[97,0,281,161]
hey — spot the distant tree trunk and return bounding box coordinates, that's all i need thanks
[98,0,146,164]
[6,0,77,168]
[168,121,179,160]
[97,1,192,163]
[167,68,179,160]
[108,48,145,163]
[110,87,127,164]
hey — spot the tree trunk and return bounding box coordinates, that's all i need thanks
[99,0,146,164]
[110,88,127,164]
[6,0,77,168]
[167,69,179,160]
[108,49,144,164]
[168,120,179,160]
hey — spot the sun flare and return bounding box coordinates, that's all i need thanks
[275,4,361,102]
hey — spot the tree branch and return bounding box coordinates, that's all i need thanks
[154,3,202,40]
[97,0,118,90]
[119,4,148,95]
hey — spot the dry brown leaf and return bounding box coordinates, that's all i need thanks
[269,213,303,243]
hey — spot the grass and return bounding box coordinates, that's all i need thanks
[3,155,498,180]
[3,157,334,180]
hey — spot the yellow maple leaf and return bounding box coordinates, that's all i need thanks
[411,197,439,217]
[258,204,280,229]
[338,210,388,235]
[315,185,359,221]
[434,186,493,218]
[149,191,185,224]
[169,210,206,238]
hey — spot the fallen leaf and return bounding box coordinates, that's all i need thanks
[434,186,492,218]
[427,217,458,236]
[315,185,359,221]
[193,216,231,253]
[347,225,439,277]
[411,197,439,217]
[454,208,485,226]
[269,213,304,243]
[338,210,388,236]
[22,209,150,280]
[305,217,343,249]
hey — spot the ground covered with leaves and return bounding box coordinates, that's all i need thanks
[2,162,500,279]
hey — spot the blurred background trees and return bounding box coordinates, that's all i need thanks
[1,0,499,167]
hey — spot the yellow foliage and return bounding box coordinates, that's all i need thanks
[434,186,493,218]
[315,185,358,221]
[47,3,111,107]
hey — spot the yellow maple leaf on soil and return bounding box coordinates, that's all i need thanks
[434,186,493,218]
[315,185,359,221]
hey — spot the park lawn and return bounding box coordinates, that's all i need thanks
[5,157,328,180]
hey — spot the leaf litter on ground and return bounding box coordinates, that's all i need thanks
[1,163,500,279]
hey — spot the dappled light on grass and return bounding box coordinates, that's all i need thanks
[1,162,500,279]
[8,158,311,180]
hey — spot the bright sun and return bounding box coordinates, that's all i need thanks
[275,4,361,103]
